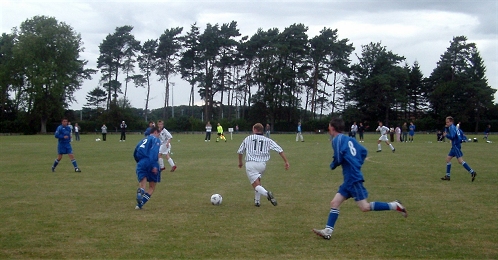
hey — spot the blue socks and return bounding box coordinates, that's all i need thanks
[370,202,390,211]
[326,208,339,230]
[52,159,60,168]
[462,161,474,173]
[141,193,151,206]
[446,163,451,177]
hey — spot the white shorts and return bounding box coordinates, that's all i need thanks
[245,161,266,184]
[378,135,388,142]
[159,143,171,154]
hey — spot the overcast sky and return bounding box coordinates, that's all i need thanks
[1,0,497,111]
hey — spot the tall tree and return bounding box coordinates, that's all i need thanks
[156,27,183,119]
[179,24,201,116]
[137,39,158,122]
[97,25,140,110]
[0,32,19,121]
[13,16,94,133]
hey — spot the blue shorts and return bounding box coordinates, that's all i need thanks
[448,147,463,158]
[136,161,161,183]
[337,181,368,201]
[57,143,73,154]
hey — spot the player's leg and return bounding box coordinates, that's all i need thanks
[353,182,407,217]
[442,155,454,180]
[135,168,147,209]
[52,153,63,172]
[165,153,177,172]
[385,141,395,152]
[456,156,476,182]
[68,153,81,172]
[377,138,382,152]
[313,192,347,240]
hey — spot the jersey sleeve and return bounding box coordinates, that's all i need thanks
[236,140,246,154]
[269,140,284,153]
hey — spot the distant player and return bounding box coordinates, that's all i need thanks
[296,122,304,142]
[408,122,415,142]
[51,118,81,172]
[237,123,289,207]
[216,123,227,142]
[441,116,476,182]
[483,124,491,141]
[375,121,395,152]
[144,121,155,136]
[312,117,407,240]
[134,127,161,209]
[157,120,177,172]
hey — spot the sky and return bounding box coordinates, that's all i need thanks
[1,0,497,111]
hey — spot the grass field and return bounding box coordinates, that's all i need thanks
[0,131,497,259]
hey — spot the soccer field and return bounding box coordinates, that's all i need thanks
[0,132,496,259]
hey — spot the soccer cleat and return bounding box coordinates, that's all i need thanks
[392,148,396,153]
[52,167,55,172]
[267,191,277,206]
[471,172,476,182]
[135,204,142,210]
[170,165,177,172]
[136,188,145,206]
[312,228,332,240]
[376,150,382,152]
[441,175,451,181]
[255,202,260,207]
[394,200,408,218]
[160,167,166,171]
[75,168,81,172]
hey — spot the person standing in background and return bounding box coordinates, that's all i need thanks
[408,122,416,142]
[205,121,212,142]
[120,121,127,142]
[265,124,271,138]
[101,124,107,141]
[296,122,304,142]
[74,123,80,141]
[402,122,408,142]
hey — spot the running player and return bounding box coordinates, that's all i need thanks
[312,117,407,240]
[441,116,477,181]
[216,123,227,142]
[134,127,161,209]
[237,123,289,207]
[157,120,177,172]
[375,121,395,152]
[51,118,81,172]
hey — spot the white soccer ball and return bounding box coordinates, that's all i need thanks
[210,194,222,205]
[95,138,101,141]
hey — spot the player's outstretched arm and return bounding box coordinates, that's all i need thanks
[279,152,289,170]
[238,153,244,168]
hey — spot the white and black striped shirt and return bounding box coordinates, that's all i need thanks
[159,128,173,145]
[237,134,284,162]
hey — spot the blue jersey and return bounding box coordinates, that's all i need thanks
[134,135,161,164]
[55,125,72,143]
[144,127,152,136]
[330,134,367,185]
[409,124,415,134]
[445,124,462,149]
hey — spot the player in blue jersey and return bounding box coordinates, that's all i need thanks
[144,121,155,136]
[312,117,407,240]
[483,124,491,141]
[408,122,415,142]
[134,127,162,209]
[51,118,81,172]
[441,116,477,182]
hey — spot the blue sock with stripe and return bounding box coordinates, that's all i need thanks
[326,208,339,230]
[446,163,451,177]
[370,202,390,211]
[141,193,151,206]
[52,159,60,168]
[71,159,78,168]
[462,161,473,173]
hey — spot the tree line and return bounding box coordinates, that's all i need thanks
[0,16,496,134]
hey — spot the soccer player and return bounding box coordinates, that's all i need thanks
[312,117,407,240]
[350,122,358,139]
[101,124,107,141]
[401,122,408,142]
[358,122,365,142]
[483,124,491,141]
[408,122,415,142]
[119,121,127,142]
[216,123,227,142]
[296,122,304,142]
[157,120,177,172]
[52,118,81,172]
[441,116,477,182]
[144,121,155,136]
[375,121,395,152]
[134,127,161,209]
[237,123,289,207]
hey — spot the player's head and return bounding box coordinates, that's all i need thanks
[378,121,383,126]
[148,121,154,127]
[61,118,68,126]
[329,117,345,135]
[445,116,454,127]
[157,120,164,129]
[150,127,160,137]
[253,123,264,134]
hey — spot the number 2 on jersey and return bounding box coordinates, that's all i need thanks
[140,139,148,148]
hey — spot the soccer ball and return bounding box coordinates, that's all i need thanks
[210,194,222,205]
[95,138,101,141]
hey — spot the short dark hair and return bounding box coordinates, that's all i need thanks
[150,127,160,134]
[329,117,345,132]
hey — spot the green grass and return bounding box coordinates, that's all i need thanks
[0,132,497,259]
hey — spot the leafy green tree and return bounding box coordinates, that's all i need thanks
[84,86,107,119]
[13,16,94,133]
[0,32,19,121]
[345,42,407,123]
[179,24,201,115]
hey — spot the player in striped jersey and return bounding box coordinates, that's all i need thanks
[375,121,395,152]
[312,117,407,240]
[157,120,177,172]
[237,123,289,207]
